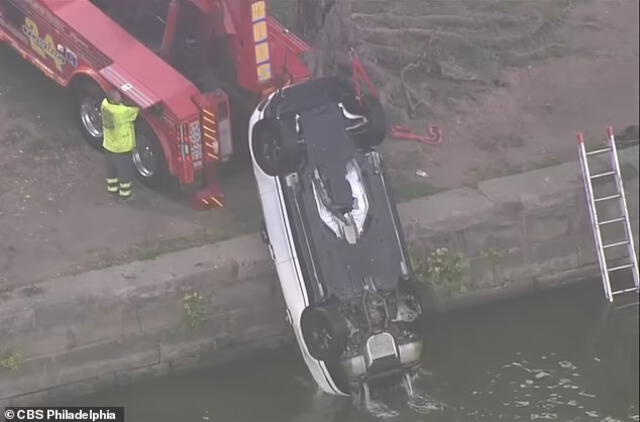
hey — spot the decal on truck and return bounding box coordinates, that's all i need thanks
[22,16,77,71]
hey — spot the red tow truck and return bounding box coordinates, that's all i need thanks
[0,0,311,207]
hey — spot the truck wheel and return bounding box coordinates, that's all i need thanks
[342,93,388,147]
[301,306,349,361]
[252,118,301,176]
[74,81,105,150]
[132,122,171,189]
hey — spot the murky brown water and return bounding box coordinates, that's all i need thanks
[71,280,639,421]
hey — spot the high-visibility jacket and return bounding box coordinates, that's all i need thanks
[101,99,140,153]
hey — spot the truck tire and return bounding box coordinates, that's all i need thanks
[73,81,105,150]
[341,92,388,148]
[301,306,349,361]
[132,121,172,189]
[251,118,301,176]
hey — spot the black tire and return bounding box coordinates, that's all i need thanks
[251,118,301,176]
[72,81,105,150]
[341,93,388,147]
[301,306,349,361]
[132,121,172,189]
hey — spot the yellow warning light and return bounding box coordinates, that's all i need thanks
[257,63,272,82]
[251,1,266,22]
[255,41,270,64]
[253,20,268,43]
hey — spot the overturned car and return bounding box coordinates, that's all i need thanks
[248,77,423,396]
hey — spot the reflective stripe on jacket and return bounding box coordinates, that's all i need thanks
[101,99,140,153]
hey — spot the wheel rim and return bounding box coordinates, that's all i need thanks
[133,136,158,178]
[312,327,334,353]
[80,98,103,138]
[261,134,280,167]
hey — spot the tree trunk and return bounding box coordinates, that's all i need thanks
[296,0,356,77]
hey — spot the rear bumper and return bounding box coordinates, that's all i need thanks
[188,165,224,209]
[192,184,224,209]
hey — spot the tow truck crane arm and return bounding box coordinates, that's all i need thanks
[158,0,311,95]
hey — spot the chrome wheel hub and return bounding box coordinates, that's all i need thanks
[80,99,103,138]
[133,141,157,178]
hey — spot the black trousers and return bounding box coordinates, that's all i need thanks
[105,150,134,198]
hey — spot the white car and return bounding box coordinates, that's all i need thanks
[249,77,423,396]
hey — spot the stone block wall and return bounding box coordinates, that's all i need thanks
[1,147,637,408]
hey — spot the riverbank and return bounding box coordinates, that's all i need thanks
[2,0,638,290]
[1,145,638,408]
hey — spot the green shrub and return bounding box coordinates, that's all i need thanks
[413,247,468,289]
[0,349,23,371]
[182,291,207,329]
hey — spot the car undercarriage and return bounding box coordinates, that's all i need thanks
[250,77,425,396]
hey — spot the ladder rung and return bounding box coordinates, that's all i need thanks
[594,194,621,202]
[608,263,634,272]
[612,287,639,296]
[586,147,610,156]
[599,217,626,225]
[603,240,629,249]
[590,171,616,179]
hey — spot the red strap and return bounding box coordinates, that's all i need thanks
[391,125,442,145]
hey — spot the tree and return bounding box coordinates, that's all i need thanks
[295,0,569,122]
[296,0,356,77]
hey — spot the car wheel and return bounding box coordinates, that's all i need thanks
[301,306,349,361]
[341,93,388,147]
[73,81,105,150]
[132,121,172,189]
[252,118,301,176]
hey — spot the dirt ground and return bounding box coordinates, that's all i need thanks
[1,0,638,289]
[377,0,639,197]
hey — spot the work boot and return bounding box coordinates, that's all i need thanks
[118,182,133,201]
[106,178,119,196]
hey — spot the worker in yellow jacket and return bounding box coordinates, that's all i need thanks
[101,90,139,200]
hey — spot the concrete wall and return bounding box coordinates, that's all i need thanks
[402,146,639,310]
[1,146,638,408]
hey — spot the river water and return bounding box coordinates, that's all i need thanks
[74,280,639,421]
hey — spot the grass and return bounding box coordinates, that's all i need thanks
[0,349,23,371]
[182,291,208,329]
[412,246,468,291]
[471,154,568,182]
[389,166,442,202]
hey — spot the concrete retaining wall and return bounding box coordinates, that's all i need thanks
[1,146,637,408]
[402,146,639,309]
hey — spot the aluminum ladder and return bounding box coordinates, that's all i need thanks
[577,126,639,302]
